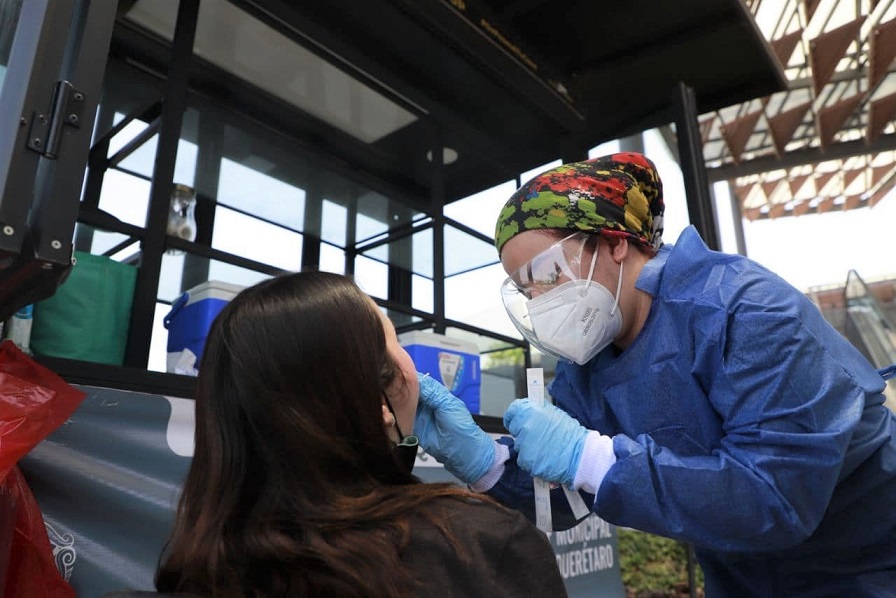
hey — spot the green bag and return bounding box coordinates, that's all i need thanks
[30,251,137,365]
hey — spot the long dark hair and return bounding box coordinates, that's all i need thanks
[156,272,479,597]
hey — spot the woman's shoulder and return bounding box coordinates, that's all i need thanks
[427,494,518,518]
[415,495,541,542]
[404,495,562,596]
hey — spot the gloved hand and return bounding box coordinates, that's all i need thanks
[503,399,588,487]
[415,372,496,484]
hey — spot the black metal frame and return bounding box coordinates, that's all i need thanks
[71,0,530,374]
[123,0,199,367]
[0,0,73,256]
[45,0,718,414]
[29,0,118,264]
[673,82,720,252]
[0,0,118,321]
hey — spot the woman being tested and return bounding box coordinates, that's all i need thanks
[154,272,566,597]
[415,152,896,596]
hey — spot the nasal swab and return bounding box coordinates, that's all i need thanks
[527,368,553,533]
[526,368,591,529]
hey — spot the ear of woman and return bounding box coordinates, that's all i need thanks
[382,402,400,444]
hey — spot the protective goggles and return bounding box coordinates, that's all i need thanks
[503,232,591,298]
[500,232,601,360]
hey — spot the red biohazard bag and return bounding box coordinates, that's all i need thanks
[2,466,75,597]
[0,340,86,597]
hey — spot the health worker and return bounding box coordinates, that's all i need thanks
[413,152,896,596]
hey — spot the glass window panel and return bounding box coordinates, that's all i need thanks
[108,117,152,165]
[72,224,141,262]
[110,121,198,186]
[321,199,347,246]
[356,212,387,246]
[125,0,418,144]
[361,222,498,281]
[354,193,424,246]
[412,273,433,314]
[379,305,424,331]
[479,363,522,416]
[211,206,302,271]
[480,338,520,356]
[158,251,273,303]
[98,169,151,227]
[444,180,516,237]
[0,0,23,94]
[443,326,512,354]
[158,252,186,302]
[413,228,432,277]
[444,225,499,277]
[354,254,388,299]
[207,260,272,289]
[148,302,172,373]
[359,227,433,277]
[319,243,345,274]
[361,241,388,264]
[109,131,158,178]
[589,139,621,158]
[109,243,141,263]
[94,59,164,146]
[217,158,305,230]
[445,263,519,338]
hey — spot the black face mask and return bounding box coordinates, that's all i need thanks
[385,395,418,473]
[392,435,419,473]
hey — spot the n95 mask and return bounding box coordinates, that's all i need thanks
[525,274,622,365]
[502,246,624,365]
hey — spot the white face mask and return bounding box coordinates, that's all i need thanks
[525,262,623,365]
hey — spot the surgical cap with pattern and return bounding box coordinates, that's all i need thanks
[494,152,665,255]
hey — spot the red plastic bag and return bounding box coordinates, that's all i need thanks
[2,466,75,597]
[0,340,86,479]
[0,340,86,597]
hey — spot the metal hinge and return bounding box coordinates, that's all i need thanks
[27,80,85,159]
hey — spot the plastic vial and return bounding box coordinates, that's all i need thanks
[6,304,33,354]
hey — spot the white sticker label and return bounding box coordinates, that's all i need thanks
[438,352,461,390]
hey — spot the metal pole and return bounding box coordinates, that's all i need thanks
[673,81,720,251]
[724,181,748,256]
[430,125,446,334]
[686,542,698,598]
[124,0,199,367]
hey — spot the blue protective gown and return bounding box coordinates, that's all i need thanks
[488,226,896,596]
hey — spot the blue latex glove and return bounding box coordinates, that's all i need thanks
[503,399,588,487]
[414,372,496,484]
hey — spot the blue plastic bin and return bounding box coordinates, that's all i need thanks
[399,331,481,413]
[163,280,244,372]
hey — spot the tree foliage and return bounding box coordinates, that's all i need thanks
[618,528,704,598]
[482,346,524,368]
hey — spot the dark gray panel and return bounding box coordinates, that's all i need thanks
[20,386,192,597]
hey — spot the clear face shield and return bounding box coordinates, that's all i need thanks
[504,233,589,298]
[501,233,589,357]
[501,232,623,365]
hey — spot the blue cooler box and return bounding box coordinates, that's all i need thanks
[399,331,481,413]
[163,280,245,373]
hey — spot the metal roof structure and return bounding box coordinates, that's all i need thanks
[705,0,896,221]
[0,0,792,327]
[169,0,787,206]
